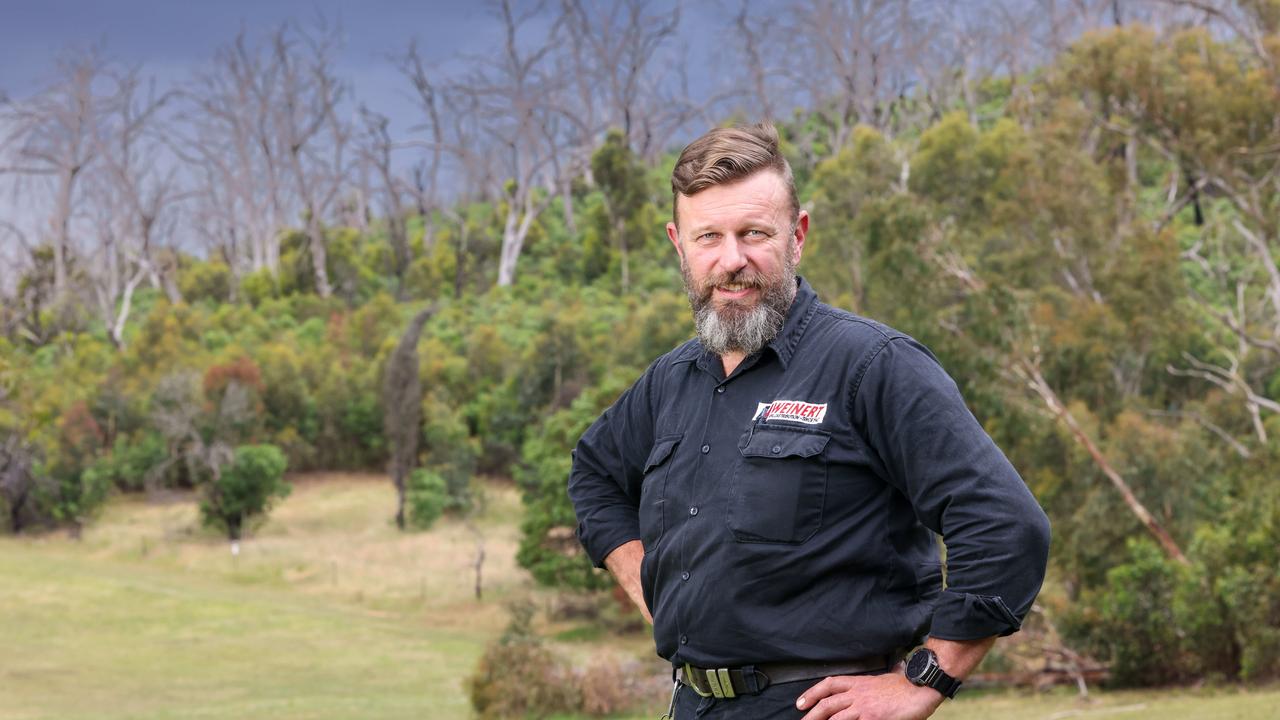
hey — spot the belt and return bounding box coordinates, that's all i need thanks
[678,655,897,699]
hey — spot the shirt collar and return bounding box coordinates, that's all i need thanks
[766,275,818,369]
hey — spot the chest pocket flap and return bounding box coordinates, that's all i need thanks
[740,428,830,459]
[639,433,681,547]
[729,427,831,544]
[644,434,682,473]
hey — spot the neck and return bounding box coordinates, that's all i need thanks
[721,351,746,377]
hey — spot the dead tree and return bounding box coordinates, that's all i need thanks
[176,28,293,285]
[0,47,108,301]
[358,108,412,299]
[456,0,563,288]
[382,305,437,530]
[86,67,182,348]
[271,21,350,298]
[559,0,679,156]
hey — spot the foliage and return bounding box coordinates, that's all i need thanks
[198,444,290,541]
[516,377,633,591]
[405,468,448,530]
[465,601,579,719]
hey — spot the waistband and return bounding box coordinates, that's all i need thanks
[677,655,899,699]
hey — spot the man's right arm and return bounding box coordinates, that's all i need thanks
[567,362,660,612]
[603,539,652,623]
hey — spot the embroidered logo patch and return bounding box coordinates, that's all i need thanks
[754,399,828,425]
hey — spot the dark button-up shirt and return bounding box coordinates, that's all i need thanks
[569,277,1050,668]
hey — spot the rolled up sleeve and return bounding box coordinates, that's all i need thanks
[855,337,1051,639]
[568,363,658,568]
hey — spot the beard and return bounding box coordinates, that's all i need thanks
[681,244,798,356]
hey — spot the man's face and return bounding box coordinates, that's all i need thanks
[666,170,808,355]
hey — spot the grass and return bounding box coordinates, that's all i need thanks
[1,473,1277,719]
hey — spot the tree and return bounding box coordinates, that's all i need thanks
[589,129,650,293]
[0,434,43,533]
[382,305,436,529]
[0,47,108,302]
[199,443,290,545]
[453,0,565,287]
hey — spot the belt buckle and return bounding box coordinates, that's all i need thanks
[705,667,735,699]
[682,664,736,699]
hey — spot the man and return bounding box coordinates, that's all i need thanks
[568,124,1050,719]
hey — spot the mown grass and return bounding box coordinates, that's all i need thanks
[1,474,1276,720]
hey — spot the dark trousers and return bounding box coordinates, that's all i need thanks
[672,679,812,719]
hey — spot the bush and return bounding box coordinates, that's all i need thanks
[466,602,579,719]
[406,469,448,530]
[82,433,167,492]
[199,444,290,541]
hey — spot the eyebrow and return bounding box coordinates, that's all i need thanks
[687,219,780,237]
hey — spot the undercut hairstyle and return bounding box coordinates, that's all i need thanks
[670,123,798,227]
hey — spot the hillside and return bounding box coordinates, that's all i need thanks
[2,474,1277,720]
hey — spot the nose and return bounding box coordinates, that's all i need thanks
[716,235,748,274]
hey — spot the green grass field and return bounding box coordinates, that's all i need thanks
[1,474,1275,719]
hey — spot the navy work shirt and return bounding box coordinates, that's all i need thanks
[569,277,1050,668]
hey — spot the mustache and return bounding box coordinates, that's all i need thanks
[694,268,768,297]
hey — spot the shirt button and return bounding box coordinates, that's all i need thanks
[771,445,782,454]
[689,506,699,516]
[681,571,690,581]
[701,444,710,454]
[680,634,689,644]
[716,387,725,394]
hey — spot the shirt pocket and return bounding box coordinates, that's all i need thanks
[726,426,831,544]
[640,433,682,547]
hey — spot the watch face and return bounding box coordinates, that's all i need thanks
[907,650,931,679]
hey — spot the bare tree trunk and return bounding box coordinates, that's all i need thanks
[1015,359,1189,564]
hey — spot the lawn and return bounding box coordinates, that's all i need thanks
[1,474,1275,720]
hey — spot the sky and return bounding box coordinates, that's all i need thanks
[0,0,514,136]
[0,0,731,139]
[0,0,738,275]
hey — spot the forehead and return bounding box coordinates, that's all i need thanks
[675,170,790,228]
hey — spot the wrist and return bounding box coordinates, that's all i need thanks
[905,647,962,699]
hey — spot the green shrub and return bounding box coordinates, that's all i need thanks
[406,469,448,530]
[199,444,290,541]
[466,602,579,719]
[82,433,167,492]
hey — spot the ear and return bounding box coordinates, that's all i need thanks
[667,221,684,262]
[792,210,809,264]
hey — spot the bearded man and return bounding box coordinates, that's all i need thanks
[567,124,1050,720]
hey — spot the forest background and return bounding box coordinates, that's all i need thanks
[3,0,1280,714]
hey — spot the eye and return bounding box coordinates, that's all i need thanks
[695,232,720,244]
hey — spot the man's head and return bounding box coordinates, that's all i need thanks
[666,123,808,356]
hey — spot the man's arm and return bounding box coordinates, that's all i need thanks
[602,539,652,624]
[795,636,996,720]
[567,360,660,580]
[793,336,1050,720]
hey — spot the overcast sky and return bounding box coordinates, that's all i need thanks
[0,1,521,134]
[0,0,734,139]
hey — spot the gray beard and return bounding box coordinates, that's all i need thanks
[682,257,797,356]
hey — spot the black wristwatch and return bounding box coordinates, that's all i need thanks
[905,648,962,699]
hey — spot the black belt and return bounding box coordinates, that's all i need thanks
[678,655,897,699]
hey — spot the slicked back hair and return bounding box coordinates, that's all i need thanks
[670,123,798,228]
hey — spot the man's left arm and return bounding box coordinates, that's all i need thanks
[796,336,1051,719]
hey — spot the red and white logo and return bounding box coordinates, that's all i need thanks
[754,399,828,425]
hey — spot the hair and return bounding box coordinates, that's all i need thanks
[670,123,798,227]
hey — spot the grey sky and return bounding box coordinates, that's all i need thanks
[0,1,509,134]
